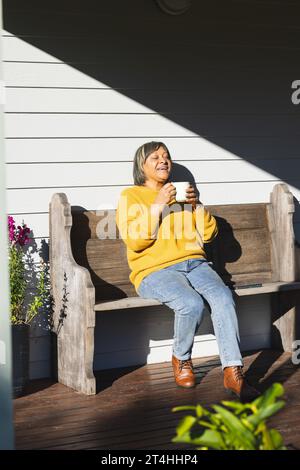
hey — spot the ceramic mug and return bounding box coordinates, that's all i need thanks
[172,181,190,202]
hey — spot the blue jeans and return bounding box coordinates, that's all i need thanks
[137,258,243,369]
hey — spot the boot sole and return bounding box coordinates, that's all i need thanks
[225,387,260,403]
[224,388,240,399]
[175,382,197,389]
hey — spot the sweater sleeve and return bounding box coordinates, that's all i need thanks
[116,189,159,252]
[193,205,218,244]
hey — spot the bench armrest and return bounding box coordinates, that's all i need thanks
[49,193,96,394]
[269,183,298,282]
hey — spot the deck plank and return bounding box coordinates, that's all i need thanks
[14,350,300,450]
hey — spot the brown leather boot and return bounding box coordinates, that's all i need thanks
[223,366,260,402]
[172,355,196,388]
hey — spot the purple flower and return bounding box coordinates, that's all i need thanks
[7,216,31,246]
[8,216,16,243]
[16,224,31,246]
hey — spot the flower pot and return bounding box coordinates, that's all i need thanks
[12,323,30,397]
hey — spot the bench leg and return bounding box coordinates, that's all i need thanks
[271,290,300,352]
[54,273,96,395]
[56,325,96,395]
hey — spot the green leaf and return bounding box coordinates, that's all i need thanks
[241,417,255,432]
[196,404,204,418]
[175,415,197,437]
[191,429,226,450]
[221,401,247,413]
[172,431,192,444]
[198,420,217,430]
[261,427,276,450]
[172,406,196,413]
[209,412,222,426]
[255,383,284,409]
[247,401,285,428]
[269,429,284,450]
[213,405,256,449]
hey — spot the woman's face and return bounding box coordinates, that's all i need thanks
[143,146,172,184]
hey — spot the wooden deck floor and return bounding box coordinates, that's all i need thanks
[14,350,300,450]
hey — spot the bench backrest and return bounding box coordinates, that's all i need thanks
[70,201,280,302]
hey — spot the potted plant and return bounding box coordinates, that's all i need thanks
[8,216,50,397]
[172,382,287,450]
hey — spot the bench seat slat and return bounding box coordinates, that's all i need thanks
[233,281,300,297]
[94,297,161,311]
[94,281,300,311]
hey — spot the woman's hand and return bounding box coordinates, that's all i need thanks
[185,184,199,209]
[154,182,176,206]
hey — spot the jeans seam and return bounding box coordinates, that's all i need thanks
[173,313,180,354]
[212,309,229,363]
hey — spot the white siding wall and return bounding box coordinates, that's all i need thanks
[3,0,300,375]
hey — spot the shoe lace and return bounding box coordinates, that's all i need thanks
[179,359,193,372]
[233,366,244,382]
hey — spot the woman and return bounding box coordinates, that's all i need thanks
[116,141,258,401]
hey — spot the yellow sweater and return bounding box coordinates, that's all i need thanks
[116,185,218,292]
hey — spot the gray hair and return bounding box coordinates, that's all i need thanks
[133,141,171,186]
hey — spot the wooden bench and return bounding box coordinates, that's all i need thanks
[49,183,300,395]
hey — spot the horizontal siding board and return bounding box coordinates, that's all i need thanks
[5,114,300,138]
[4,85,299,114]
[3,37,300,65]
[94,294,270,369]
[3,62,107,88]
[3,137,245,164]
[3,54,299,70]
[6,137,300,164]
[3,3,300,37]
[5,88,156,113]
[3,24,300,41]
[6,159,300,189]
[94,297,270,355]
[3,27,300,61]
[7,183,300,215]
[4,62,300,89]
[3,36,63,63]
[4,114,197,138]
[3,0,300,23]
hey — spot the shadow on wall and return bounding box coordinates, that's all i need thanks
[294,199,300,247]
[3,0,300,192]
